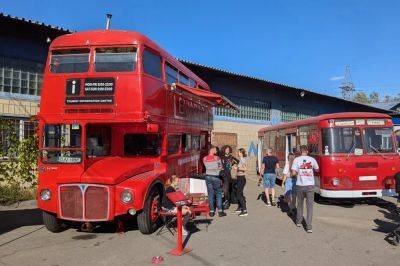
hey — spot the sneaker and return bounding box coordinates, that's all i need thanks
[209,211,215,217]
[235,207,242,213]
[271,201,276,206]
[306,229,313,233]
[218,212,227,217]
[296,223,302,227]
[238,210,248,217]
[267,202,272,207]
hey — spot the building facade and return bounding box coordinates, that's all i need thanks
[181,61,387,174]
[0,13,69,143]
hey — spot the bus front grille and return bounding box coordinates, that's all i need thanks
[59,184,109,221]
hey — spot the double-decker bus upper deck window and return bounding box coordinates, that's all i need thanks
[179,73,189,86]
[364,127,394,153]
[42,124,82,163]
[95,47,137,72]
[165,63,178,84]
[189,78,196,88]
[124,134,161,156]
[322,127,362,155]
[143,49,162,78]
[50,49,89,73]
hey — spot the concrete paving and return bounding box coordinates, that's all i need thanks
[0,177,399,266]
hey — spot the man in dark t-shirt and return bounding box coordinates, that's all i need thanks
[260,148,279,206]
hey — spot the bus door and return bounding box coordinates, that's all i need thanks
[286,133,297,160]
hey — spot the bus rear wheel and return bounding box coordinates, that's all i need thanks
[137,188,161,234]
[42,211,67,233]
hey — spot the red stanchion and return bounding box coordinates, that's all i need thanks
[166,192,192,256]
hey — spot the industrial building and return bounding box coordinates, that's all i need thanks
[0,13,388,173]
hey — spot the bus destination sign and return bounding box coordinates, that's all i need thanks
[84,78,115,94]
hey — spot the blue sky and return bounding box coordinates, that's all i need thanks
[2,0,400,99]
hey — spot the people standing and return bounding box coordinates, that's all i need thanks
[236,148,248,217]
[283,153,296,216]
[221,145,239,209]
[203,146,227,217]
[291,145,319,233]
[260,148,279,206]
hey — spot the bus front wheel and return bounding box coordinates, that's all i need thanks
[137,188,161,234]
[42,211,67,233]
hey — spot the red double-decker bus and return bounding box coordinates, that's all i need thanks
[258,112,399,198]
[37,29,234,234]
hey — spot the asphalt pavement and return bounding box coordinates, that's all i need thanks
[0,177,399,266]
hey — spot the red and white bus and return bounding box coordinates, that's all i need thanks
[37,29,234,233]
[258,112,399,198]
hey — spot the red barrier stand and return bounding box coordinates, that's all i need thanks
[166,192,192,256]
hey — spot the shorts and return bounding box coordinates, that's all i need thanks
[284,177,296,196]
[263,173,276,189]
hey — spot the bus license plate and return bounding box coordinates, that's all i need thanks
[359,176,377,181]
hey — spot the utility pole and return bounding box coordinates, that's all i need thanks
[340,66,355,101]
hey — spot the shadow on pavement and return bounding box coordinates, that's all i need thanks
[0,208,43,235]
[371,198,400,245]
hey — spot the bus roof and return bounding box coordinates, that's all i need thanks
[259,112,391,133]
[50,30,210,90]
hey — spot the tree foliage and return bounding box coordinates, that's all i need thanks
[0,119,38,186]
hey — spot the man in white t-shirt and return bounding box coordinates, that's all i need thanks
[291,145,319,233]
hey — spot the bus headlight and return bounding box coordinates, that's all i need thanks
[332,178,340,186]
[121,190,133,204]
[40,189,51,201]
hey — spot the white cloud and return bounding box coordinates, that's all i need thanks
[329,76,344,81]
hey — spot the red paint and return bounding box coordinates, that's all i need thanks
[259,112,400,198]
[37,30,229,229]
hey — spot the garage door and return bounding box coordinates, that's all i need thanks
[211,132,237,153]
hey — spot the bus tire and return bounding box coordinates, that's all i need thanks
[42,211,66,233]
[137,188,161,234]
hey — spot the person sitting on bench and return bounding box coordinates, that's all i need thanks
[162,175,192,235]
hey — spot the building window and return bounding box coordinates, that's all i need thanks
[0,56,44,96]
[143,49,162,79]
[214,96,271,121]
[281,105,318,122]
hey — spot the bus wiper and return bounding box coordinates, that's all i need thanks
[346,142,356,159]
[369,144,387,159]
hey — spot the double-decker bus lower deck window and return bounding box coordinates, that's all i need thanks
[86,125,111,157]
[50,49,89,73]
[168,134,181,155]
[95,47,137,72]
[322,127,362,154]
[124,134,161,156]
[364,127,394,153]
[42,124,82,163]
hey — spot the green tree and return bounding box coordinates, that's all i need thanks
[353,92,370,104]
[369,92,380,103]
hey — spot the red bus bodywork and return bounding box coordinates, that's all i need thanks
[258,112,399,198]
[37,30,233,233]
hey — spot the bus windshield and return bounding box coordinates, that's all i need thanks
[322,127,363,155]
[50,49,89,73]
[364,127,394,153]
[42,124,82,163]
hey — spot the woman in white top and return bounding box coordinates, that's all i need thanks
[235,148,248,217]
[283,153,296,215]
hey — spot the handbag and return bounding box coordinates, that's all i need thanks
[230,165,238,180]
